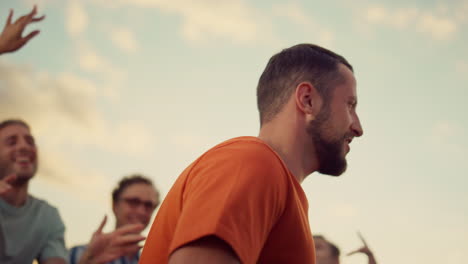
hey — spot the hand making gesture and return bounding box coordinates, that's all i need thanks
[78,215,146,264]
[0,5,45,54]
[0,174,16,196]
[347,231,377,264]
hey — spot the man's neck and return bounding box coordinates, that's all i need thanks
[1,183,29,207]
[258,118,319,183]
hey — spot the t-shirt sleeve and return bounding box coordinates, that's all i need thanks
[38,207,68,262]
[170,142,288,264]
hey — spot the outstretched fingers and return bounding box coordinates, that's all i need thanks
[357,231,369,247]
[114,223,145,236]
[95,215,108,234]
[346,248,363,256]
[113,233,146,246]
[20,30,39,45]
[31,15,45,23]
[6,9,13,26]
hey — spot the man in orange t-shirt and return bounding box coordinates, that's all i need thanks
[140,43,364,264]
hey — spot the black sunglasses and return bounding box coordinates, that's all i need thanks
[120,197,157,211]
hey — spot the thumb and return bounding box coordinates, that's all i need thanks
[346,249,361,256]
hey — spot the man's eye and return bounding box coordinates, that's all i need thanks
[26,137,35,146]
[6,138,16,146]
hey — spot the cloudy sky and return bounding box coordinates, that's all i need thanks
[1,0,467,263]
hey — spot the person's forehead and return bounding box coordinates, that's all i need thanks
[332,65,357,98]
[0,124,32,139]
[314,238,328,245]
[121,183,157,199]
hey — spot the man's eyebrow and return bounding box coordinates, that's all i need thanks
[2,135,17,142]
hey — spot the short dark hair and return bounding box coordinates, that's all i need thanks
[313,235,341,258]
[329,240,340,258]
[257,43,353,124]
[112,174,158,203]
[0,119,30,131]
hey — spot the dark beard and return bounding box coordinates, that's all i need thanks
[10,173,31,187]
[0,160,10,180]
[307,109,347,176]
[0,161,33,187]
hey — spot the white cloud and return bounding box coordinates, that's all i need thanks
[272,2,335,46]
[454,0,468,22]
[0,61,97,127]
[75,42,127,98]
[272,2,310,26]
[110,27,139,53]
[360,5,459,41]
[366,6,387,23]
[0,60,155,185]
[417,13,457,40]
[389,8,420,29]
[113,0,274,45]
[66,0,88,38]
[78,46,107,73]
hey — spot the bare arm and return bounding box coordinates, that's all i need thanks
[169,236,240,264]
[0,5,45,54]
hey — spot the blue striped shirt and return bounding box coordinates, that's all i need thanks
[69,245,139,264]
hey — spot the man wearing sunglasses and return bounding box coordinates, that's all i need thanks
[69,175,160,264]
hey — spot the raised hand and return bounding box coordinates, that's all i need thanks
[0,5,45,54]
[0,174,17,195]
[347,231,377,264]
[79,215,146,264]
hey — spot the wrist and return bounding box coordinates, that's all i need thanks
[79,250,97,264]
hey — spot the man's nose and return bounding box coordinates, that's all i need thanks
[17,137,32,151]
[351,114,363,137]
[135,203,149,214]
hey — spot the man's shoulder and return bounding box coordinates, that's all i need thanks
[28,195,60,213]
[213,136,268,149]
[194,136,291,183]
[25,195,64,227]
[208,136,279,162]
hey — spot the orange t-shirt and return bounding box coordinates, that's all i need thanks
[140,137,315,264]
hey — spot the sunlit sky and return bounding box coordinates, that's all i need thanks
[1,0,467,263]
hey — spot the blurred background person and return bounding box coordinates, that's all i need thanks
[314,232,377,264]
[70,174,160,264]
[0,119,67,264]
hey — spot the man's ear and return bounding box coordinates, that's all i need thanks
[295,82,323,119]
